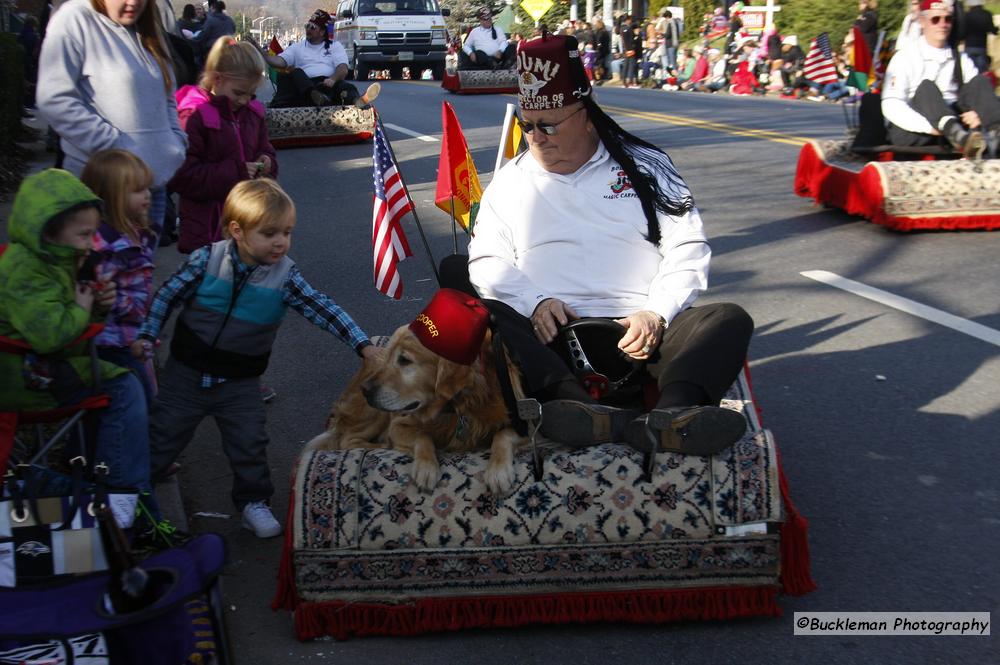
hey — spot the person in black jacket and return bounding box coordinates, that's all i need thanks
[964,0,997,73]
[594,19,612,82]
[854,0,879,55]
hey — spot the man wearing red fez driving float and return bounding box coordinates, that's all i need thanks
[461,8,516,70]
[462,33,754,457]
[881,0,1000,158]
[253,9,380,109]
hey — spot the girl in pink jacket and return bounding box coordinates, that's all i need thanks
[171,37,278,254]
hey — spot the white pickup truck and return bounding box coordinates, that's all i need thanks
[333,0,450,81]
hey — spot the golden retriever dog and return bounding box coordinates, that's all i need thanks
[306,324,526,494]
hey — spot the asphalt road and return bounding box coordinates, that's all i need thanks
[160,81,999,664]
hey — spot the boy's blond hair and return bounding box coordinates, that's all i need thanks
[221,178,295,238]
[202,36,266,88]
[80,149,154,243]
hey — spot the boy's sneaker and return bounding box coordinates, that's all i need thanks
[260,383,277,403]
[241,501,282,538]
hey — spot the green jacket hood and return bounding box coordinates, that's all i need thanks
[8,169,101,257]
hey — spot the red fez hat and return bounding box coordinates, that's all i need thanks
[516,33,591,111]
[920,0,950,11]
[309,9,332,28]
[409,289,490,366]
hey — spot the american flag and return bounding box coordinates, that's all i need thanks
[371,121,414,299]
[803,33,839,85]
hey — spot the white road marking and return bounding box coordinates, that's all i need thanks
[383,123,438,142]
[802,270,1000,347]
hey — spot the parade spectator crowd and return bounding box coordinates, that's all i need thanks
[538,0,997,105]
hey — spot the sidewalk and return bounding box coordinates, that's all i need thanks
[0,113,188,532]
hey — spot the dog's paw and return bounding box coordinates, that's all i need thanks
[411,458,441,492]
[484,461,517,495]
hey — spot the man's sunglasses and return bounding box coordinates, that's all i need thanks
[928,14,953,24]
[516,106,585,135]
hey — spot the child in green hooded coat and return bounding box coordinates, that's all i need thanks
[0,169,155,511]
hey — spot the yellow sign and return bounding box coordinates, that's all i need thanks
[520,0,554,22]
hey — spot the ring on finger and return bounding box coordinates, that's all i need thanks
[641,344,651,354]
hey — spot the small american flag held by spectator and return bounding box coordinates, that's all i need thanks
[372,120,414,299]
[803,33,839,85]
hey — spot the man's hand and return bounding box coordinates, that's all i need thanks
[614,310,663,360]
[470,52,478,63]
[493,51,503,60]
[321,77,336,87]
[961,110,981,129]
[530,298,579,344]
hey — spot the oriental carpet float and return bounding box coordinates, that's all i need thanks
[794,139,1000,231]
[442,68,519,94]
[266,106,375,148]
[272,369,815,640]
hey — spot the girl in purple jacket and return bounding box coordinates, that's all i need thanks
[171,37,278,255]
[81,149,159,404]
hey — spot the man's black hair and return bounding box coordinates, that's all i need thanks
[581,97,694,246]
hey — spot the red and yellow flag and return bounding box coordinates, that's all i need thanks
[434,102,482,233]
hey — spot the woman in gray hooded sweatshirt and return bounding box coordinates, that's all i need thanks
[38,0,187,234]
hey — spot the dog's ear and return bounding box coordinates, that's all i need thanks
[434,355,474,402]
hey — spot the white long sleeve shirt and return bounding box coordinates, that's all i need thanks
[881,36,977,134]
[463,24,509,56]
[468,144,710,324]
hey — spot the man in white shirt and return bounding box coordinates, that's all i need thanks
[881,0,1000,158]
[457,33,752,457]
[461,7,515,70]
[258,9,379,108]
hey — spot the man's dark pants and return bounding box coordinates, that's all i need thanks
[486,299,753,408]
[460,44,516,70]
[271,68,360,107]
[888,75,1000,146]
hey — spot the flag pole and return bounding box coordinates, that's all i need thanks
[870,30,885,79]
[449,196,459,254]
[494,103,517,174]
[375,112,440,285]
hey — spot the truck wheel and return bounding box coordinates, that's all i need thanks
[389,64,404,80]
[410,66,424,80]
[354,52,370,81]
[431,62,446,81]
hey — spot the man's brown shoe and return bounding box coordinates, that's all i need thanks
[539,400,640,446]
[355,82,381,108]
[625,406,747,456]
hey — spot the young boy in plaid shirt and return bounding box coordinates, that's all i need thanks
[133,179,380,538]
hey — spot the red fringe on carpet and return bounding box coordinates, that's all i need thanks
[272,484,299,611]
[795,141,1000,232]
[293,586,781,641]
[741,364,816,597]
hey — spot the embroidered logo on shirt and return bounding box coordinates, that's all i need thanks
[604,168,637,199]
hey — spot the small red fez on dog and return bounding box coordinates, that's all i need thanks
[309,9,332,28]
[516,33,591,110]
[920,0,950,11]
[409,289,490,366]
